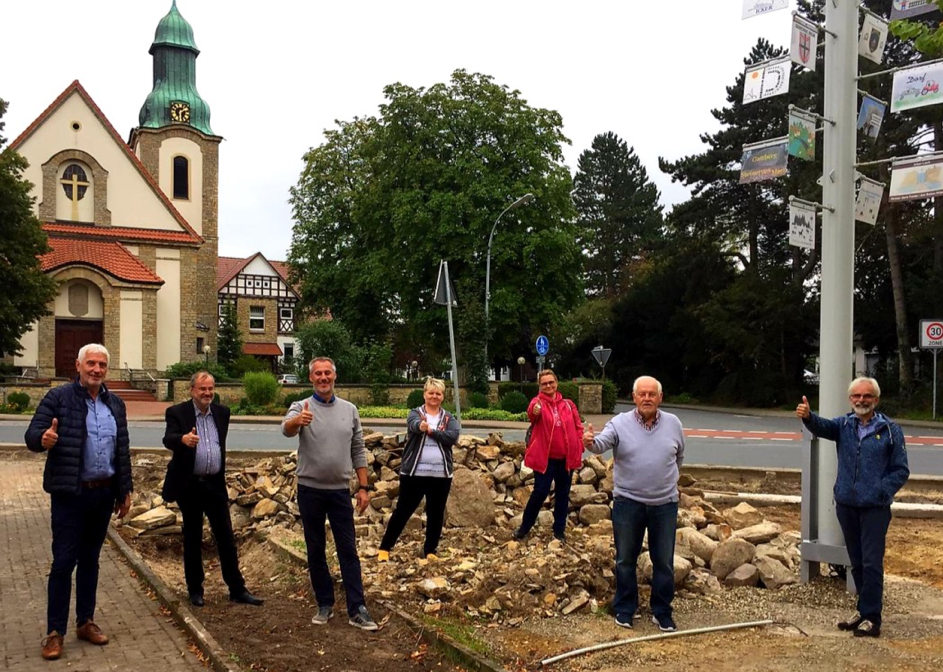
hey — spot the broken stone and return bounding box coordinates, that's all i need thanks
[252,498,280,519]
[753,556,798,590]
[578,504,610,525]
[722,502,764,530]
[724,563,760,588]
[732,521,782,545]
[710,538,756,580]
[128,507,176,530]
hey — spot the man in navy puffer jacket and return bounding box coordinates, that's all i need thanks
[797,376,909,639]
[25,344,132,660]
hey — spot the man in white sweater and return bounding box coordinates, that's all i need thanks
[584,376,684,633]
[282,356,377,631]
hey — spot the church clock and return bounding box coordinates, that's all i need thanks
[169,101,191,123]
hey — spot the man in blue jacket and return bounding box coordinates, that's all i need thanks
[25,344,133,660]
[796,376,909,638]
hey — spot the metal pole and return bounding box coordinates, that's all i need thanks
[444,262,461,420]
[802,0,856,580]
[934,350,939,420]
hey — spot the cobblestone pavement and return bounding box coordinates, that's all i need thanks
[0,453,205,671]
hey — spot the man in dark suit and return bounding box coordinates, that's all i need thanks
[162,371,262,607]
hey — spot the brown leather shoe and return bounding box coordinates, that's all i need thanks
[41,632,63,660]
[76,621,109,646]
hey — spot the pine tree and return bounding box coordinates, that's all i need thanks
[217,302,242,370]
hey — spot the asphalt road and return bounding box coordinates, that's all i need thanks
[4,404,943,475]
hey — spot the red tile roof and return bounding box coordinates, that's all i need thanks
[41,238,164,285]
[10,80,203,243]
[44,222,200,245]
[216,253,295,292]
[243,342,282,356]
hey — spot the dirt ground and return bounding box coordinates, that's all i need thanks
[117,455,943,672]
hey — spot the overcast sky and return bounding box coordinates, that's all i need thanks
[2,1,795,260]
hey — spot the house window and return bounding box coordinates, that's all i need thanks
[263,278,271,289]
[283,343,294,360]
[280,307,293,320]
[249,306,265,331]
[173,156,189,199]
[196,337,204,354]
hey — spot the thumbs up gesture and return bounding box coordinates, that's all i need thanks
[533,401,542,417]
[297,400,314,427]
[42,418,59,451]
[582,422,595,448]
[796,395,811,419]
[184,426,199,448]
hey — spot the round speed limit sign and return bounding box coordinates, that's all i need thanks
[921,320,943,349]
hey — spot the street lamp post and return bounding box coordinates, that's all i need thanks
[203,344,210,365]
[485,193,534,370]
[411,360,418,381]
[517,356,525,393]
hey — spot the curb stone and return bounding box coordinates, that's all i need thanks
[265,534,509,672]
[107,526,246,672]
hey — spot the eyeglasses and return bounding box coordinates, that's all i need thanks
[849,394,876,400]
[539,381,556,387]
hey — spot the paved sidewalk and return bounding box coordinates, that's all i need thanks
[0,453,204,671]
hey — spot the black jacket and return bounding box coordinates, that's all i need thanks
[25,379,133,499]
[399,406,460,477]
[162,401,230,502]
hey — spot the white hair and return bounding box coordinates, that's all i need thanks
[848,376,880,398]
[632,376,663,395]
[309,357,337,374]
[77,343,110,364]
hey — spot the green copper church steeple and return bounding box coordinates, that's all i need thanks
[138,1,214,135]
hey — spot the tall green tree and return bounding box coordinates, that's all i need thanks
[289,70,582,377]
[217,302,242,370]
[0,98,57,356]
[573,132,663,297]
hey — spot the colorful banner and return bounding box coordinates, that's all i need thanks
[892,62,943,113]
[855,178,885,225]
[858,14,889,65]
[889,155,943,202]
[890,0,940,20]
[857,95,887,140]
[791,15,818,71]
[740,139,788,184]
[743,58,792,105]
[743,0,789,20]
[789,200,816,250]
[788,109,817,161]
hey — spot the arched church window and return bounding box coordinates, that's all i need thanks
[61,164,88,201]
[173,155,189,199]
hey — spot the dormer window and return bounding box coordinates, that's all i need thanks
[173,155,189,199]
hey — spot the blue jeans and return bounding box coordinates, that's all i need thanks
[835,503,892,625]
[612,497,678,620]
[519,459,572,536]
[297,485,365,617]
[48,487,116,635]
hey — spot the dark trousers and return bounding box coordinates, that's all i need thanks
[48,487,116,635]
[297,485,365,617]
[612,497,678,620]
[520,458,572,536]
[380,475,452,556]
[177,477,246,597]
[835,503,892,624]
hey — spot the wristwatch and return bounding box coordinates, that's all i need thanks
[358,484,372,492]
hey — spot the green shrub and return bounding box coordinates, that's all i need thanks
[213,393,221,405]
[498,381,537,399]
[499,390,529,414]
[283,390,311,408]
[231,354,269,377]
[7,392,30,411]
[243,371,280,406]
[557,381,579,403]
[601,379,617,413]
[406,389,425,408]
[370,383,390,406]
[162,361,230,381]
[468,391,490,409]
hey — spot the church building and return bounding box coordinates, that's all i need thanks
[10,1,219,378]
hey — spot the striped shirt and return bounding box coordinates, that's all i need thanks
[193,403,222,476]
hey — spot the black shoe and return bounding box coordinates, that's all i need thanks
[513,527,527,541]
[853,619,880,638]
[230,590,264,606]
[189,594,204,607]
[837,611,863,631]
[553,531,565,542]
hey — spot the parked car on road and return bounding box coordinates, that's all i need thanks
[277,374,299,384]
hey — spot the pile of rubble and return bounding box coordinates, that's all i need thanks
[121,432,801,619]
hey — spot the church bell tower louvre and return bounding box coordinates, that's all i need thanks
[130,0,221,364]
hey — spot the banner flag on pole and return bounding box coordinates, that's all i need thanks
[742,0,789,20]
[791,15,818,71]
[892,62,943,113]
[856,94,887,140]
[788,108,817,160]
[433,261,457,306]
[855,177,885,224]
[890,155,943,202]
[858,14,889,65]
[739,138,788,184]
[743,58,792,105]
[890,0,940,20]
[789,200,816,250]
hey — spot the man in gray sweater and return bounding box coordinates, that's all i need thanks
[584,375,684,633]
[282,356,377,631]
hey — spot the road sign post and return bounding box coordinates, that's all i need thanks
[920,320,943,420]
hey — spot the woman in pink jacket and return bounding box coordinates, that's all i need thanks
[514,369,584,542]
